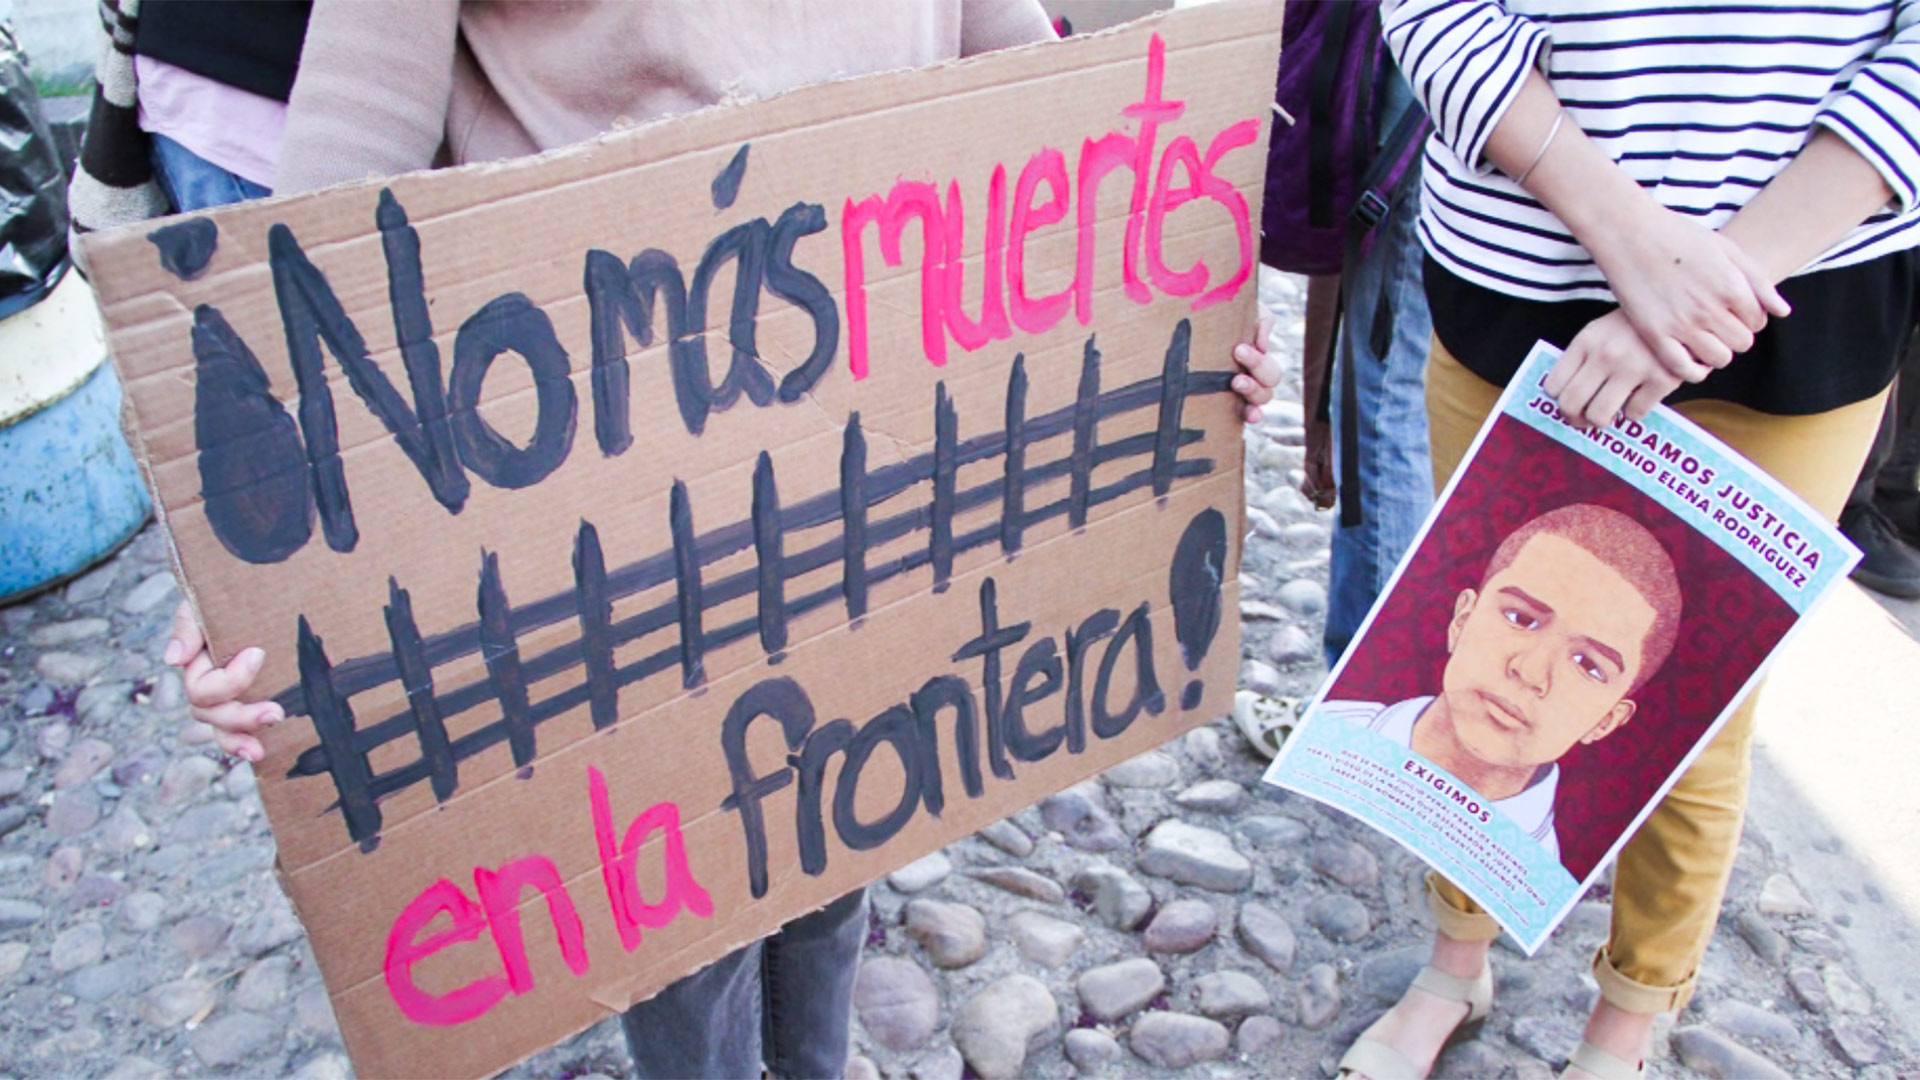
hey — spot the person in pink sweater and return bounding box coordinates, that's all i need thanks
[166,2,1285,1074]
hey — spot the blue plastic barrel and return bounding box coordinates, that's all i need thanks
[0,271,153,603]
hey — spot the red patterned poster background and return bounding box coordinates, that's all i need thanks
[1326,416,1796,881]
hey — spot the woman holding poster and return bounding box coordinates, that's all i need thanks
[1339,3,1920,1079]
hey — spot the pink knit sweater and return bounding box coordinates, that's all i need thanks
[276,0,1055,195]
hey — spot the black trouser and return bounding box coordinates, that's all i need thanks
[1849,323,1920,508]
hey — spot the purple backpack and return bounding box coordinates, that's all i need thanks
[1260,0,1429,275]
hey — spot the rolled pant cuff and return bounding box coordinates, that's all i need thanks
[1592,945,1694,1014]
[1425,873,1504,942]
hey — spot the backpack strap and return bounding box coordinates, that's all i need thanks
[1306,1,1359,230]
[1335,90,1432,530]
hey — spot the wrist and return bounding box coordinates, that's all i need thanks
[1562,180,1665,272]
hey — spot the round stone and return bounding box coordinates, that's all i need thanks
[232,895,302,956]
[1239,815,1311,849]
[1238,902,1298,973]
[140,978,217,1028]
[188,1012,282,1068]
[0,943,28,982]
[1040,783,1128,852]
[1277,579,1328,616]
[45,845,85,890]
[1063,1028,1120,1072]
[1173,779,1245,814]
[167,914,232,958]
[1075,958,1165,1022]
[973,866,1064,904]
[101,806,154,853]
[1128,1011,1230,1068]
[1070,864,1153,931]
[853,956,939,1052]
[1183,727,1225,771]
[51,922,107,972]
[117,890,168,932]
[1357,945,1424,1005]
[1306,894,1372,943]
[909,1046,964,1080]
[1297,963,1342,1029]
[1190,969,1271,1018]
[1709,1001,1800,1047]
[158,756,223,805]
[1238,659,1284,696]
[1823,966,1875,1014]
[36,651,107,684]
[68,957,139,1002]
[887,852,952,894]
[1267,625,1317,667]
[1007,910,1084,969]
[112,743,168,787]
[1142,899,1218,954]
[236,955,295,1010]
[1138,820,1252,892]
[121,570,179,614]
[950,975,1060,1080]
[0,899,45,931]
[1309,839,1380,890]
[1103,751,1180,788]
[977,819,1034,857]
[1237,1014,1285,1055]
[53,739,115,788]
[45,790,101,838]
[28,617,111,647]
[905,899,987,969]
[1757,874,1814,917]
[1670,1025,1793,1080]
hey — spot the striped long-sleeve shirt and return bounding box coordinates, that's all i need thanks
[1385,0,1920,302]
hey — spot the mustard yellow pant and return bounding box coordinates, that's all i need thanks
[1422,341,1886,1014]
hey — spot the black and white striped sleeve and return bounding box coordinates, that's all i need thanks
[1382,0,1550,176]
[1816,0,1920,212]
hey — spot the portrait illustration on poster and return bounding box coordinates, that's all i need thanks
[1265,342,1860,952]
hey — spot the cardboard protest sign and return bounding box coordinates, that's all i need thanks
[1265,343,1858,952]
[83,5,1281,1076]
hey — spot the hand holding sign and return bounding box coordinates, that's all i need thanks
[164,600,281,762]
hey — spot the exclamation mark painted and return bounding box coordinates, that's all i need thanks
[1170,509,1228,710]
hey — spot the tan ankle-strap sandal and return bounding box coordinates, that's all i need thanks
[1335,963,1493,1080]
[1561,1040,1645,1080]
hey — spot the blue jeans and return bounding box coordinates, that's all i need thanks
[1324,162,1434,666]
[149,133,270,213]
[621,888,868,1079]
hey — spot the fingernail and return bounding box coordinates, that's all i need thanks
[241,647,264,667]
[163,642,181,666]
[264,705,284,724]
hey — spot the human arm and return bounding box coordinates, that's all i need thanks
[273,0,461,195]
[958,0,1057,54]
[1382,1,1786,378]
[162,602,281,762]
[1542,0,1919,426]
[1297,273,1338,506]
[1547,132,1897,427]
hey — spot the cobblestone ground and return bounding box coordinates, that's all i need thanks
[0,270,1914,1079]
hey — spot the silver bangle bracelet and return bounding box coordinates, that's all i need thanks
[1515,111,1566,187]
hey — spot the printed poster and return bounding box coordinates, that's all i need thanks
[1264,343,1859,952]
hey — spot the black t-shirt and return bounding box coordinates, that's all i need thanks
[1426,249,1918,416]
[137,0,312,103]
